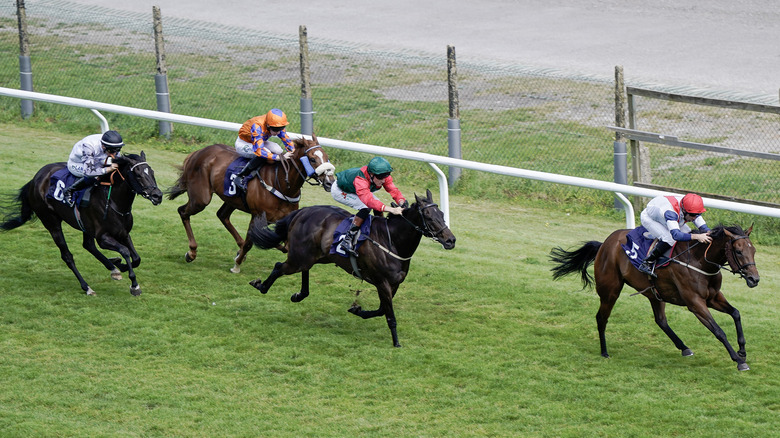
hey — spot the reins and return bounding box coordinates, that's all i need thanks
[362,202,446,261]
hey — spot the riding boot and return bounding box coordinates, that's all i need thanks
[637,241,672,277]
[63,177,91,206]
[339,216,365,256]
[236,156,264,191]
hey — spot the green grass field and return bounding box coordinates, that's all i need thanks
[1,124,779,437]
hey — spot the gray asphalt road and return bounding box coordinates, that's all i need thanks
[65,0,780,98]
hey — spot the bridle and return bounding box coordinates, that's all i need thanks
[705,234,756,281]
[400,202,449,241]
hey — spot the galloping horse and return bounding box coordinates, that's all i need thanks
[0,153,163,296]
[549,225,759,371]
[247,190,456,347]
[167,135,335,273]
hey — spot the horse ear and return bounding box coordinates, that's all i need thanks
[746,223,753,236]
[140,151,146,161]
[415,192,422,204]
[426,189,433,201]
[311,134,318,144]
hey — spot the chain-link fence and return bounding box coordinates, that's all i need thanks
[2,0,778,206]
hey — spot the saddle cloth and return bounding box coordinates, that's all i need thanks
[621,225,674,270]
[329,215,374,257]
[47,168,87,206]
[223,157,251,197]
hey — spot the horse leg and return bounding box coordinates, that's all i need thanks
[348,282,401,347]
[290,269,310,302]
[97,234,141,296]
[82,233,123,280]
[177,195,210,263]
[44,221,95,295]
[708,291,746,359]
[231,227,256,275]
[249,261,286,294]
[648,299,692,357]
[688,300,749,371]
[595,282,622,358]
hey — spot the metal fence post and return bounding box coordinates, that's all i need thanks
[16,0,33,118]
[447,45,462,186]
[299,25,314,136]
[613,65,627,210]
[153,6,172,138]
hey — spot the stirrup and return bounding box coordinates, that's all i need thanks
[64,191,75,207]
[237,176,249,191]
[637,262,657,278]
[339,238,357,256]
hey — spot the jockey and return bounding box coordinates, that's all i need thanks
[637,193,712,277]
[331,157,407,255]
[63,130,123,206]
[234,108,295,191]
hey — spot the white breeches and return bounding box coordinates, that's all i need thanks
[235,137,283,158]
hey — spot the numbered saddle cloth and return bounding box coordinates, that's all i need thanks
[47,168,87,206]
[223,157,251,196]
[329,215,374,257]
[621,225,674,270]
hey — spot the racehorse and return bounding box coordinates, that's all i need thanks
[247,189,456,347]
[549,224,759,371]
[167,135,335,273]
[0,152,163,296]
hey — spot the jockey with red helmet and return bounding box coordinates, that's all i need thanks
[234,108,295,191]
[637,193,712,277]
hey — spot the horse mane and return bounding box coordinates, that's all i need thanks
[708,224,746,240]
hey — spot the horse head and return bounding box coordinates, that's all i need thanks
[720,225,759,288]
[115,151,163,205]
[410,189,456,250]
[706,225,759,288]
[293,135,335,192]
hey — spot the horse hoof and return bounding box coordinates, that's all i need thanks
[393,343,402,348]
[248,279,266,294]
[185,252,195,263]
[737,363,750,371]
[230,264,241,274]
[85,287,96,296]
[348,305,362,315]
[130,286,142,296]
[682,349,694,357]
[291,292,309,303]
[110,268,123,281]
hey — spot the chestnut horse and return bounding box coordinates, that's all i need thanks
[550,225,759,371]
[247,190,456,347]
[0,153,163,295]
[167,135,335,273]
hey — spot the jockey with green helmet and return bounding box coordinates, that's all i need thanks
[331,156,408,255]
[637,193,712,277]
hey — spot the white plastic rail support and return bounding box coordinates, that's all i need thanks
[90,109,110,133]
[427,162,450,227]
[614,191,635,228]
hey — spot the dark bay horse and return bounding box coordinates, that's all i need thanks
[167,135,335,273]
[550,225,759,371]
[0,152,163,296]
[247,189,456,347]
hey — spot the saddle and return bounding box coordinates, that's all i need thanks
[329,215,374,257]
[223,157,252,196]
[621,226,675,270]
[48,168,91,207]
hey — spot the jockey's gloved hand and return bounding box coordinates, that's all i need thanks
[400,200,409,209]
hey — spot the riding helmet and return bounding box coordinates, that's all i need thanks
[265,108,289,128]
[367,156,393,176]
[681,193,706,214]
[101,130,125,149]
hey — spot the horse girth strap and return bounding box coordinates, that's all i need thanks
[365,237,412,261]
[256,176,300,203]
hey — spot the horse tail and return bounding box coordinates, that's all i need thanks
[0,180,37,231]
[549,241,602,289]
[249,209,302,249]
[166,168,188,201]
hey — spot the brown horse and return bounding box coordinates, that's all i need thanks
[0,153,163,296]
[549,225,759,371]
[246,190,456,347]
[167,135,335,273]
